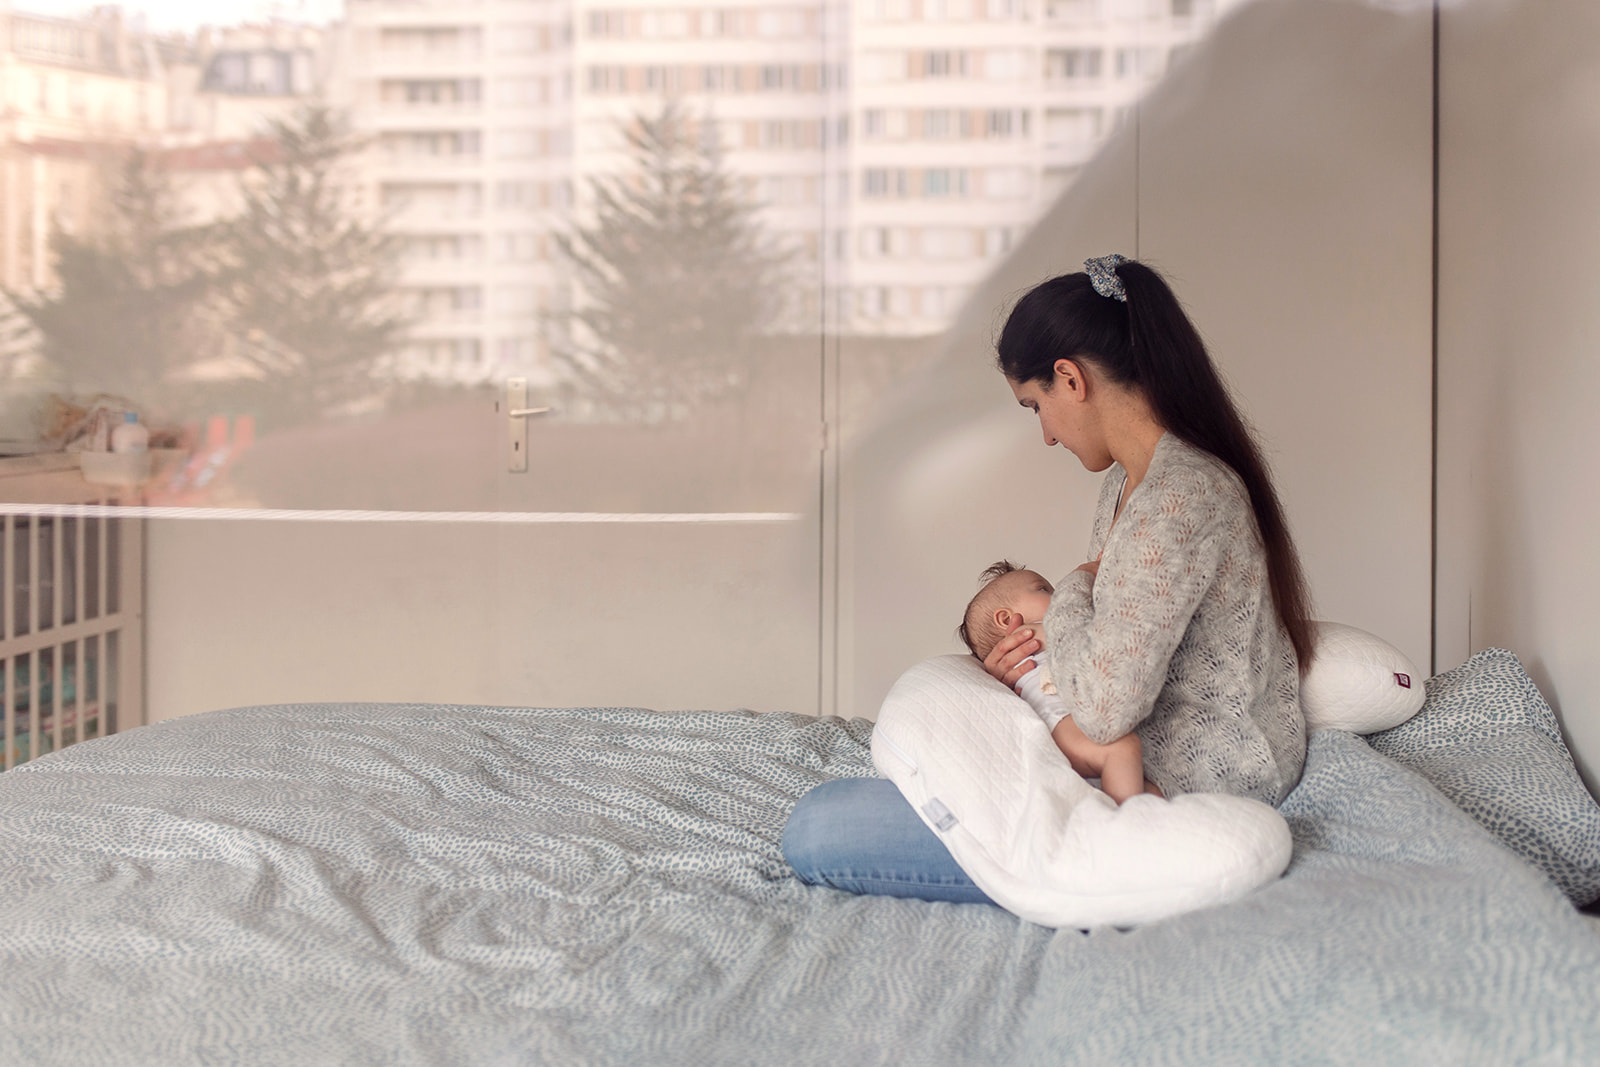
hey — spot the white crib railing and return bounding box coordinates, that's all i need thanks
[2,510,143,769]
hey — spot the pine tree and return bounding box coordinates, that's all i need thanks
[213,104,411,419]
[553,100,796,421]
[3,148,216,400]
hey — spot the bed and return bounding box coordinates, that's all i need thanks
[1,650,1597,1064]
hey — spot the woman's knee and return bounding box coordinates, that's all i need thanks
[781,778,866,881]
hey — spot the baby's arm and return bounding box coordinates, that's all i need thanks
[1048,718,1149,804]
[1017,662,1150,804]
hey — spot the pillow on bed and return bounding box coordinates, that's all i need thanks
[1300,621,1427,734]
[1366,648,1600,906]
[871,655,1292,929]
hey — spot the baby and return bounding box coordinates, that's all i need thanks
[958,560,1156,804]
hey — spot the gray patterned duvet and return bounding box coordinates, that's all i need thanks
[0,701,1597,1065]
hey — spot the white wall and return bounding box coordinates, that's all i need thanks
[1436,0,1600,791]
[839,0,1435,718]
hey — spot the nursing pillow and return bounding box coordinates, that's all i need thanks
[1301,621,1427,734]
[871,655,1292,929]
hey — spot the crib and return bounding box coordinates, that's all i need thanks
[1,498,143,770]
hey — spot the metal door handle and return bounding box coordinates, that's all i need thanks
[508,407,551,417]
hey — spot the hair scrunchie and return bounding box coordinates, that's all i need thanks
[1085,253,1129,302]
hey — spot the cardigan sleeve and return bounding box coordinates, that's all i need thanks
[1042,462,1240,745]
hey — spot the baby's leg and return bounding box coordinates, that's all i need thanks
[1049,718,1146,804]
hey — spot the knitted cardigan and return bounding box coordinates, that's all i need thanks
[1042,433,1306,805]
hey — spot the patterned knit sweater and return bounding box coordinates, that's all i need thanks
[1042,433,1306,805]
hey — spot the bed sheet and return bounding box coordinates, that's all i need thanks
[0,702,1597,1065]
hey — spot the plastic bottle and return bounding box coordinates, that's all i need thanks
[110,412,148,454]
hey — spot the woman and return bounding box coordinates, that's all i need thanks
[782,255,1313,905]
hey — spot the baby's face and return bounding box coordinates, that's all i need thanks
[990,569,1054,628]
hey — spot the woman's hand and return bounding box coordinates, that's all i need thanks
[982,617,1041,693]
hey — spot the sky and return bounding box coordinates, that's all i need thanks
[12,0,343,34]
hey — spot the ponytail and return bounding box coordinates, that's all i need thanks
[996,259,1316,672]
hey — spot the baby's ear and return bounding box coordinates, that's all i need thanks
[994,608,1018,630]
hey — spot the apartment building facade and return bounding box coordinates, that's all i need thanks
[344,0,1238,384]
[0,7,167,295]
[344,0,573,384]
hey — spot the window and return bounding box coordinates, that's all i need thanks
[587,11,626,38]
[758,65,803,91]
[921,168,968,198]
[644,66,682,93]
[587,66,628,94]
[922,51,965,78]
[1045,0,1098,20]
[862,169,908,198]
[1046,48,1103,79]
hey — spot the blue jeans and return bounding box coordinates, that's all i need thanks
[781,777,998,906]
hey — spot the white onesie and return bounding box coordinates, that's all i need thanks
[1015,654,1071,733]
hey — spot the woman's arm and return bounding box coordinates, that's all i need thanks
[1044,463,1243,745]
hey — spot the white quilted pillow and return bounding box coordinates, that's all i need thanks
[872,655,1292,929]
[1301,621,1426,734]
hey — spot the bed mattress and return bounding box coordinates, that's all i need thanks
[0,701,1597,1064]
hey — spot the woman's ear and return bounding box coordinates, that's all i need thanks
[1053,358,1087,399]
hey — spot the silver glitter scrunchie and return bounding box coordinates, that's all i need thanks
[1085,253,1129,302]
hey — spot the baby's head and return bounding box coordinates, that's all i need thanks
[957,560,1055,660]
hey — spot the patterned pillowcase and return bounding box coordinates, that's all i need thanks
[1365,648,1600,906]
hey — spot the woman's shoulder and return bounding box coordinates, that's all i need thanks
[1147,434,1249,512]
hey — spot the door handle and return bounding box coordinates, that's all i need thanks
[505,379,551,472]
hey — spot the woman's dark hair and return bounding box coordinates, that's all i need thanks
[995,260,1316,671]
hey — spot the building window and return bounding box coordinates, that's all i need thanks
[922,51,966,78]
[1046,48,1102,79]
[862,168,908,198]
[921,168,968,198]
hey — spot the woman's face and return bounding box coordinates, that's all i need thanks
[1007,363,1112,471]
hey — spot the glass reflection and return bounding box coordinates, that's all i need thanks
[0,0,1239,515]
